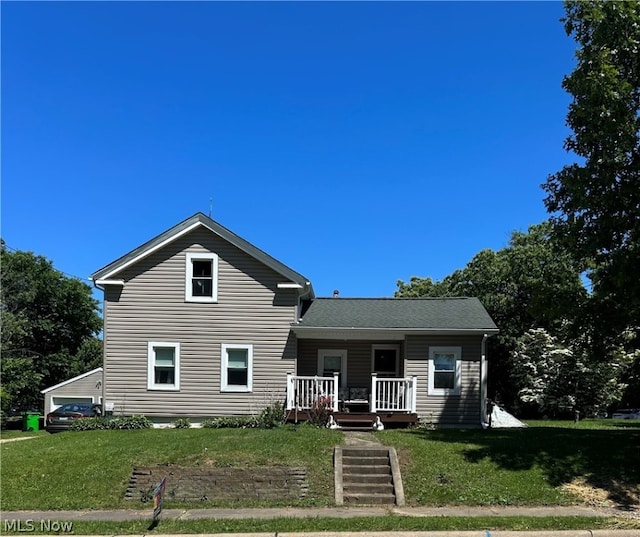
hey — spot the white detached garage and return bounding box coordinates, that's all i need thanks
[41,367,103,416]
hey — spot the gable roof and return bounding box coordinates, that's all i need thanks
[293,297,498,338]
[90,213,313,296]
[41,367,103,394]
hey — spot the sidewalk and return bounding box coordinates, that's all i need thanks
[2,504,636,521]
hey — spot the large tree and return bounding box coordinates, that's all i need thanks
[396,223,588,410]
[0,243,102,413]
[543,0,640,342]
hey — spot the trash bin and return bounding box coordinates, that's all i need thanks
[23,412,40,432]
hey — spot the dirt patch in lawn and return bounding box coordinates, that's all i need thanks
[562,477,640,510]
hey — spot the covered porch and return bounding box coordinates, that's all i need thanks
[285,372,418,414]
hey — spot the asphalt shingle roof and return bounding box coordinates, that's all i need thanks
[297,297,498,331]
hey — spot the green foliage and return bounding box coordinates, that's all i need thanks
[200,401,287,429]
[0,243,102,411]
[201,416,260,429]
[173,417,191,429]
[0,427,340,509]
[543,0,640,342]
[396,223,587,408]
[257,400,286,428]
[69,415,152,431]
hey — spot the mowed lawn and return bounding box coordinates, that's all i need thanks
[1,421,638,511]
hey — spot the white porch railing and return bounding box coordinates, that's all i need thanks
[371,373,417,413]
[286,372,418,414]
[286,372,339,412]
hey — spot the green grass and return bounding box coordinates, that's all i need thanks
[0,429,47,440]
[0,424,342,510]
[381,420,640,507]
[1,420,638,512]
[2,516,637,535]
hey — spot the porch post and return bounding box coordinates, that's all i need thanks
[332,372,339,411]
[286,372,294,411]
[411,376,418,413]
[371,373,377,413]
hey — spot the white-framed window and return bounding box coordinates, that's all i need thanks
[371,344,400,377]
[317,349,347,387]
[221,343,253,392]
[148,342,180,391]
[428,346,462,396]
[185,252,218,302]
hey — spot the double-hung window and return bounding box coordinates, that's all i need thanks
[428,346,461,396]
[148,342,180,391]
[186,252,218,302]
[221,343,253,392]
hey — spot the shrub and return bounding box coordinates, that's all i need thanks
[257,400,286,429]
[173,418,191,429]
[308,395,332,428]
[70,417,112,431]
[201,416,259,429]
[70,414,152,431]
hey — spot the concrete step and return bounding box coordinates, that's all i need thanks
[344,483,394,494]
[343,492,396,505]
[342,473,392,484]
[343,455,389,466]
[341,448,390,457]
[342,464,391,476]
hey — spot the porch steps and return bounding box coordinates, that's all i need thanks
[335,446,405,506]
[333,412,376,431]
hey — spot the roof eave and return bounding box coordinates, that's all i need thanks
[292,326,499,340]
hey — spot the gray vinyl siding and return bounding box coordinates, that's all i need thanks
[298,336,482,426]
[43,370,104,416]
[103,228,298,418]
[405,335,482,426]
[297,340,405,389]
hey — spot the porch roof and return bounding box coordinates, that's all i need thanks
[293,297,498,338]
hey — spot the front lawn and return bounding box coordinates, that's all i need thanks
[1,420,638,511]
[381,419,640,507]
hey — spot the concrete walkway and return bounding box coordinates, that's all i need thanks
[3,504,636,522]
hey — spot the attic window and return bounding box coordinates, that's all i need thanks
[185,252,218,302]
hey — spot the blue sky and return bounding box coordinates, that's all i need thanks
[2,1,576,299]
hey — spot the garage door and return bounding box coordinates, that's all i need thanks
[51,397,93,412]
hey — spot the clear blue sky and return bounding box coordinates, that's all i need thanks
[2,1,576,299]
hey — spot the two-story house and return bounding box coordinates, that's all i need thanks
[81,212,498,428]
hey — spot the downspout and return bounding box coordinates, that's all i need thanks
[480,333,489,429]
[90,278,107,413]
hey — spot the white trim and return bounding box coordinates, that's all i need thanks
[277,282,303,289]
[147,342,180,391]
[221,343,253,392]
[98,222,202,280]
[95,279,125,286]
[41,367,104,394]
[428,346,462,396]
[317,349,348,387]
[185,252,219,302]
[371,344,400,377]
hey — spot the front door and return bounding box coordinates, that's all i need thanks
[372,344,400,377]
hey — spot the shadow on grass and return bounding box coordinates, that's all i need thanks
[407,424,640,509]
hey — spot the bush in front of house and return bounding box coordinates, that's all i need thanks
[70,414,153,431]
[201,416,260,429]
[173,417,191,429]
[257,400,286,429]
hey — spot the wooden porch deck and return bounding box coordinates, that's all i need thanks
[285,410,419,429]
